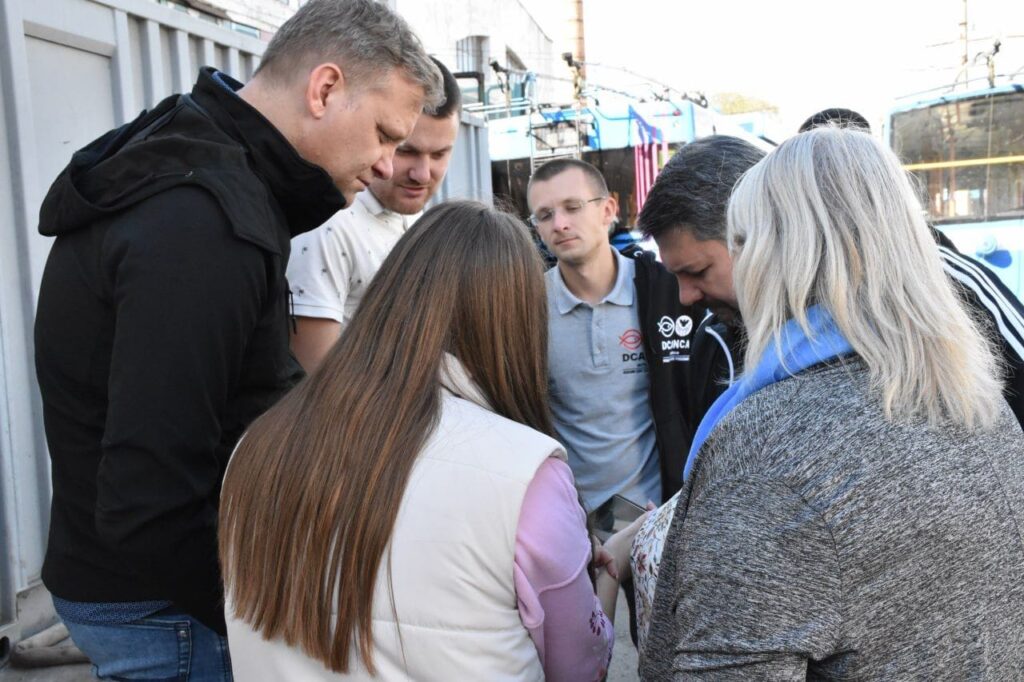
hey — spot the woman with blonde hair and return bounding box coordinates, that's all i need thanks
[639,128,1024,680]
[220,201,640,680]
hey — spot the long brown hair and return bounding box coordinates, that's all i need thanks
[219,201,552,673]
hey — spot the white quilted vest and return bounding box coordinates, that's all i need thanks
[227,358,564,681]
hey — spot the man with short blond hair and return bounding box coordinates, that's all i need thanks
[34,0,441,675]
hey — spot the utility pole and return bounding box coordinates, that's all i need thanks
[567,0,586,81]
[958,0,969,88]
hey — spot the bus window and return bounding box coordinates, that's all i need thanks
[891,90,1024,223]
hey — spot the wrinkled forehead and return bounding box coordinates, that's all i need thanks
[657,225,728,270]
[401,112,460,153]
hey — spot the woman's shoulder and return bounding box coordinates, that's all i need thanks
[440,392,561,446]
[733,360,873,429]
[427,392,567,480]
[700,361,874,477]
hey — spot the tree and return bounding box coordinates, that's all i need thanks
[711,92,780,115]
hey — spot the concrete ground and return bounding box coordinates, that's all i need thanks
[0,591,640,681]
[607,589,641,681]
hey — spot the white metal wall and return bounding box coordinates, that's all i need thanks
[430,109,493,208]
[0,0,490,654]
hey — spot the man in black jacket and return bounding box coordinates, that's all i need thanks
[639,136,765,433]
[33,0,442,675]
[931,228,1024,427]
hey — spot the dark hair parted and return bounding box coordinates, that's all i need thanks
[798,108,871,133]
[527,158,610,202]
[638,135,765,242]
[430,56,462,119]
[220,201,553,674]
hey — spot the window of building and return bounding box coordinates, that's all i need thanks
[456,35,489,75]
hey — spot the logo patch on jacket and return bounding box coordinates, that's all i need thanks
[657,315,693,352]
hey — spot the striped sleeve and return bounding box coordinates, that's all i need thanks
[939,246,1024,428]
[939,246,1024,361]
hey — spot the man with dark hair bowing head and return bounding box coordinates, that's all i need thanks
[33,0,441,677]
[638,135,767,430]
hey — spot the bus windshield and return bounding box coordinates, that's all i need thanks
[890,89,1024,224]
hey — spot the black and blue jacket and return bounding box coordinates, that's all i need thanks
[628,247,703,499]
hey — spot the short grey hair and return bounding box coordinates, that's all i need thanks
[255,0,443,111]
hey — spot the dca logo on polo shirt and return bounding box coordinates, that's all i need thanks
[658,315,692,352]
[619,328,646,364]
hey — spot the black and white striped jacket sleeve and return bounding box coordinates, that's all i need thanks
[939,244,1024,428]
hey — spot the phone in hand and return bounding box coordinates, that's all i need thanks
[609,493,646,523]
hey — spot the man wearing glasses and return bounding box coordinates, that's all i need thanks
[527,159,696,530]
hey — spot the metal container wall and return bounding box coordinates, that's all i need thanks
[0,0,488,653]
[430,110,494,208]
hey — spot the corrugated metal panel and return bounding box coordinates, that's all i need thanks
[0,0,491,654]
[429,110,494,208]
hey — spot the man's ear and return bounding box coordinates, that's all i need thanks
[304,63,345,119]
[604,193,620,226]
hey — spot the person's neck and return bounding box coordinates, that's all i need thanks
[237,78,301,146]
[364,188,396,214]
[558,246,618,305]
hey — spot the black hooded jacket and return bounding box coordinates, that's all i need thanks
[34,68,345,633]
[685,312,744,433]
[628,248,702,499]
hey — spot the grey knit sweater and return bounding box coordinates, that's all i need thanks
[640,361,1024,680]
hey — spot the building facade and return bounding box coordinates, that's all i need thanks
[388,0,572,105]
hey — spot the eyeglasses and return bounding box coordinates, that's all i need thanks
[529,197,607,227]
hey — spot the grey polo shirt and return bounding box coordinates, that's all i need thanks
[546,249,661,511]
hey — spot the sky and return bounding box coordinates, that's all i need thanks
[520,0,1024,137]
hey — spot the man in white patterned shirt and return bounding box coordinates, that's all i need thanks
[288,57,461,371]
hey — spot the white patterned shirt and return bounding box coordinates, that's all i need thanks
[287,191,420,326]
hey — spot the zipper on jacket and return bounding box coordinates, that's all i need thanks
[152,170,195,181]
[288,288,297,335]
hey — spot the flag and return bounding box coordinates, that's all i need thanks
[631,108,668,213]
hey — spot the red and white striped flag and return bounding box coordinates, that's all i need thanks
[633,115,669,212]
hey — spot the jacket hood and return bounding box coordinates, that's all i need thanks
[38,68,346,246]
[38,95,185,238]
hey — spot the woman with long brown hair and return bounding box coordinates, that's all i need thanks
[220,201,640,680]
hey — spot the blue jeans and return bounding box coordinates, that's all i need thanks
[61,607,232,681]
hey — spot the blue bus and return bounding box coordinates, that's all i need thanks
[888,82,1024,297]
